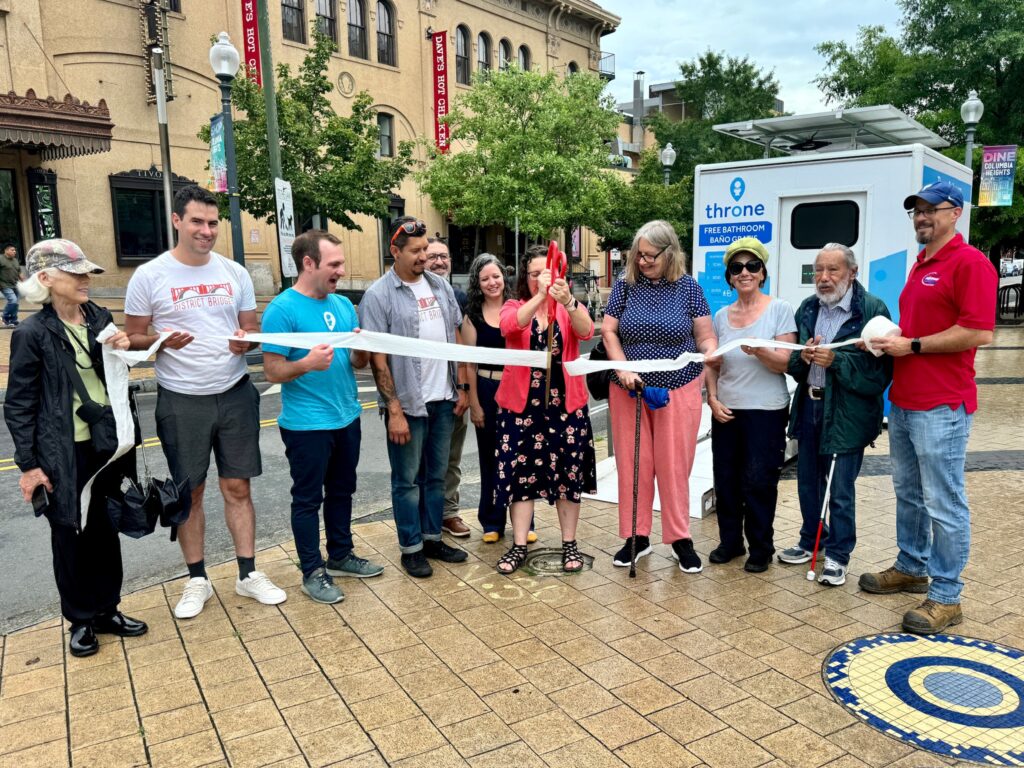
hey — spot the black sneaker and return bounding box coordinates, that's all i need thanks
[401,551,433,578]
[671,539,703,573]
[708,545,745,564]
[613,536,652,567]
[423,540,469,563]
[744,556,770,573]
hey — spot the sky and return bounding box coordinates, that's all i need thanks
[597,0,904,115]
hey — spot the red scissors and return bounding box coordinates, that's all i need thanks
[544,241,567,405]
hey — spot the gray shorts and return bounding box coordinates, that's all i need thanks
[155,375,262,488]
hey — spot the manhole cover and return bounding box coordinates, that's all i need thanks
[521,547,594,576]
[823,634,1024,765]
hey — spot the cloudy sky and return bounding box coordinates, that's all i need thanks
[597,0,904,114]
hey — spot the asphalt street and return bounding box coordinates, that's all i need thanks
[0,357,609,633]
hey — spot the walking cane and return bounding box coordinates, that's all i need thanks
[543,241,567,407]
[807,453,838,581]
[629,382,645,578]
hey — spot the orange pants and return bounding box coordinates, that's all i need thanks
[610,376,703,544]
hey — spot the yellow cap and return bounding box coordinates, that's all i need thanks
[723,236,769,266]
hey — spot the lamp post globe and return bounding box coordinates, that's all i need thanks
[210,31,241,81]
[660,142,676,187]
[960,89,984,172]
[209,32,245,265]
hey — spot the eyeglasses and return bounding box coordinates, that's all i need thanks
[389,219,427,245]
[426,253,450,262]
[906,205,957,219]
[636,245,668,264]
[727,259,764,275]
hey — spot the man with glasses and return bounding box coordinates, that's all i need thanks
[425,238,472,539]
[359,217,470,577]
[779,244,892,587]
[860,181,996,633]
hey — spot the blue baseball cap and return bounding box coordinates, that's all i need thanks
[903,181,964,211]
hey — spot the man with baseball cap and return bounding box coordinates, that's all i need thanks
[860,181,997,633]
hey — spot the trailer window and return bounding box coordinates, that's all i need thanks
[790,200,859,249]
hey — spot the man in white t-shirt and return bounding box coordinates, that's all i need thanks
[359,217,470,578]
[124,186,285,618]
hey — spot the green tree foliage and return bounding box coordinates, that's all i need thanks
[199,29,412,229]
[416,68,621,240]
[815,1,1024,251]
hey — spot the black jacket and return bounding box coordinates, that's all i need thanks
[4,302,117,528]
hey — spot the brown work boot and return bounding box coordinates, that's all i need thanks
[858,566,929,594]
[902,599,963,634]
[442,516,471,538]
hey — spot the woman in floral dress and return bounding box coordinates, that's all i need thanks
[494,245,597,573]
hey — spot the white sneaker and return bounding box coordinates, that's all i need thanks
[818,557,847,586]
[174,577,213,619]
[235,571,287,605]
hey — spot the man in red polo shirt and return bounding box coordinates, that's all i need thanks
[860,181,996,633]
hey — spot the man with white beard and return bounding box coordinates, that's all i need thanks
[778,244,893,586]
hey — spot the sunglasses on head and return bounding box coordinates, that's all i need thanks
[728,259,764,275]
[390,219,427,246]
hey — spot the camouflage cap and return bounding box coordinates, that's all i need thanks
[26,239,104,276]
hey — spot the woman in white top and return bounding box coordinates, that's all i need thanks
[704,237,796,573]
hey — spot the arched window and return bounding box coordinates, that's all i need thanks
[568,61,579,74]
[347,0,367,59]
[498,39,512,71]
[315,0,337,42]
[456,25,471,84]
[376,1,395,66]
[477,32,492,71]
[518,45,531,71]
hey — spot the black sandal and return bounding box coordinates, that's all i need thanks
[562,540,584,573]
[497,544,528,574]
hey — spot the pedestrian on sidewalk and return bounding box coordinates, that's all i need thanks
[261,230,384,604]
[705,237,796,573]
[601,221,716,574]
[124,185,286,619]
[493,245,596,574]
[359,217,470,578]
[0,243,22,327]
[425,237,472,539]
[861,182,997,634]
[5,239,148,657]
[779,244,892,587]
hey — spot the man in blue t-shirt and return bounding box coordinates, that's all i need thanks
[261,230,384,603]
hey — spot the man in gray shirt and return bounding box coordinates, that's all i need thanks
[359,217,470,578]
[780,244,893,586]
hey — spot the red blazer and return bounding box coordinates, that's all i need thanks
[496,298,594,414]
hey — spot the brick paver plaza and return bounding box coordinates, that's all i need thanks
[0,327,1021,768]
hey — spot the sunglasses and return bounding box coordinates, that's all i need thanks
[390,219,427,246]
[727,259,764,275]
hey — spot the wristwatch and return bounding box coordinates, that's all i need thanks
[456,383,470,392]
[911,338,922,354]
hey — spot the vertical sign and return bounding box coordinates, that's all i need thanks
[209,115,228,192]
[240,0,262,85]
[274,178,298,278]
[431,31,450,153]
[979,145,1017,207]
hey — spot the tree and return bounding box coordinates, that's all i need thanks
[200,29,413,229]
[815,1,1024,252]
[647,51,782,180]
[416,68,621,242]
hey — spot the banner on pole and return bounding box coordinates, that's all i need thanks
[210,114,228,193]
[979,145,1017,207]
[431,31,450,153]
[240,0,262,85]
[274,178,298,278]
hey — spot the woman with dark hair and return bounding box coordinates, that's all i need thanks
[493,245,596,573]
[4,239,148,657]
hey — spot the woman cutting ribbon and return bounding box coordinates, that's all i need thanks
[493,245,596,573]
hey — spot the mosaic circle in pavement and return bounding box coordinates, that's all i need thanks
[823,634,1024,765]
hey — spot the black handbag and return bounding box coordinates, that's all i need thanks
[585,282,629,401]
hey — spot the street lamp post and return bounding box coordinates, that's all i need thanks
[961,89,984,172]
[660,142,677,187]
[209,32,245,265]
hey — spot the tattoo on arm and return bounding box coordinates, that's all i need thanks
[370,355,397,405]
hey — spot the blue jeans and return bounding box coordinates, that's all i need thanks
[280,421,360,577]
[889,403,972,604]
[2,287,17,324]
[796,397,864,566]
[387,400,454,553]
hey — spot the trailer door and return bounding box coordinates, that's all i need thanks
[777,192,867,310]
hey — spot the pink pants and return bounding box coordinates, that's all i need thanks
[610,376,703,543]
